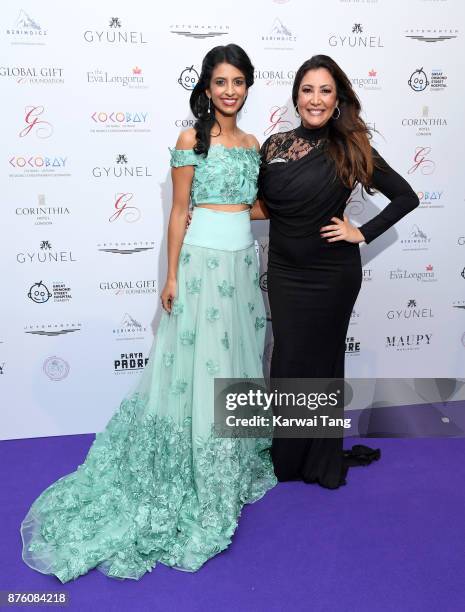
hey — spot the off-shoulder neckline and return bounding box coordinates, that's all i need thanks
[170,144,259,155]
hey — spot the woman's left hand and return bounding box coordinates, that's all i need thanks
[320,215,365,244]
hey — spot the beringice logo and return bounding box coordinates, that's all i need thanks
[178,66,199,90]
[43,356,70,381]
[19,105,53,138]
[404,28,458,43]
[108,193,141,223]
[97,241,155,255]
[6,10,47,43]
[262,18,296,48]
[169,23,229,39]
[408,147,435,175]
[408,68,429,92]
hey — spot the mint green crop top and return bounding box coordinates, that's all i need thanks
[169,144,260,206]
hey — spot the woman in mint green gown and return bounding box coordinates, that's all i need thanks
[20,44,277,583]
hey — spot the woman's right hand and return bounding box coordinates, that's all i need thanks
[160,278,177,313]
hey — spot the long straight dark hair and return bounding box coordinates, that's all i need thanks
[292,54,377,192]
[190,44,254,155]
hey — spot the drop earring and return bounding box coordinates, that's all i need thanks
[207,98,211,114]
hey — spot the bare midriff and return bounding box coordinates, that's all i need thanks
[196,204,250,212]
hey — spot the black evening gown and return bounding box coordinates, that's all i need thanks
[259,123,419,489]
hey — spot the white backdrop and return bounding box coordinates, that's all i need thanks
[1,0,464,440]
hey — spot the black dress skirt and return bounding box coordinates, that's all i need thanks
[259,122,419,489]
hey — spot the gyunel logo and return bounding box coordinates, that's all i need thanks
[83,17,148,44]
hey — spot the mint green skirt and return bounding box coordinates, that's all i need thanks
[20,207,277,583]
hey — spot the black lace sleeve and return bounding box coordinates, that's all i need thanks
[358,148,420,245]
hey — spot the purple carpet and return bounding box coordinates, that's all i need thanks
[1,434,464,611]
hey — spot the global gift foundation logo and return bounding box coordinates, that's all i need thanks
[0,66,64,85]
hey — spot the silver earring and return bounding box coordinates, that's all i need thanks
[207,98,211,114]
[295,104,300,118]
[332,106,341,120]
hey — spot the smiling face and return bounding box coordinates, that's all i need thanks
[206,62,248,116]
[296,67,339,129]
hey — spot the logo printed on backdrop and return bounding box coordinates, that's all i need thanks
[362,268,373,282]
[350,309,361,325]
[254,68,296,87]
[400,224,432,251]
[408,67,447,92]
[169,24,229,39]
[24,323,82,336]
[178,66,200,90]
[261,18,297,50]
[389,264,437,282]
[114,352,149,374]
[17,241,76,264]
[0,362,5,375]
[175,119,195,128]
[90,111,150,134]
[0,66,64,85]
[83,17,148,45]
[401,106,447,137]
[97,241,154,255]
[264,105,293,136]
[345,336,361,356]
[417,190,444,209]
[108,193,141,223]
[19,105,53,138]
[385,334,432,351]
[92,155,152,178]
[5,10,47,45]
[462,333,465,348]
[351,68,381,90]
[408,147,435,175]
[329,23,384,48]
[461,267,465,280]
[8,154,69,178]
[404,28,459,43]
[43,356,69,381]
[27,280,72,304]
[113,313,147,341]
[453,300,465,310]
[86,67,146,89]
[458,237,465,246]
[99,279,157,296]
[16,194,71,226]
[386,299,434,320]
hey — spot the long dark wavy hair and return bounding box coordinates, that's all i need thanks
[190,44,254,155]
[292,54,379,192]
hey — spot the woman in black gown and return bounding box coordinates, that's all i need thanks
[253,55,419,489]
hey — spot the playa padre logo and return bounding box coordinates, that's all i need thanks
[87,67,147,89]
[5,10,48,45]
[261,18,297,50]
[345,336,361,356]
[404,28,459,43]
[27,280,72,304]
[408,67,448,92]
[113,313,148,341]
[114,351,149,374]
[108,193,141,223]
[19,105,53,139]
[83,17,148,44]
[351,68,381,90]
[8,154,69,178]
[401,106,447,137]
[178,66,200,91]
[169,23,230,39]
[97,241,155,255]
[92,154,152,179]
[16,194,71,226]
[400,224,432,251]
[90,111,150,134]
[24,322,82,337]
[329,23,384,48]
[0,65,64,85]
[17,240,76,265]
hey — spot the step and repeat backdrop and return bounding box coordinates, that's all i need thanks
[1,0,464,439]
